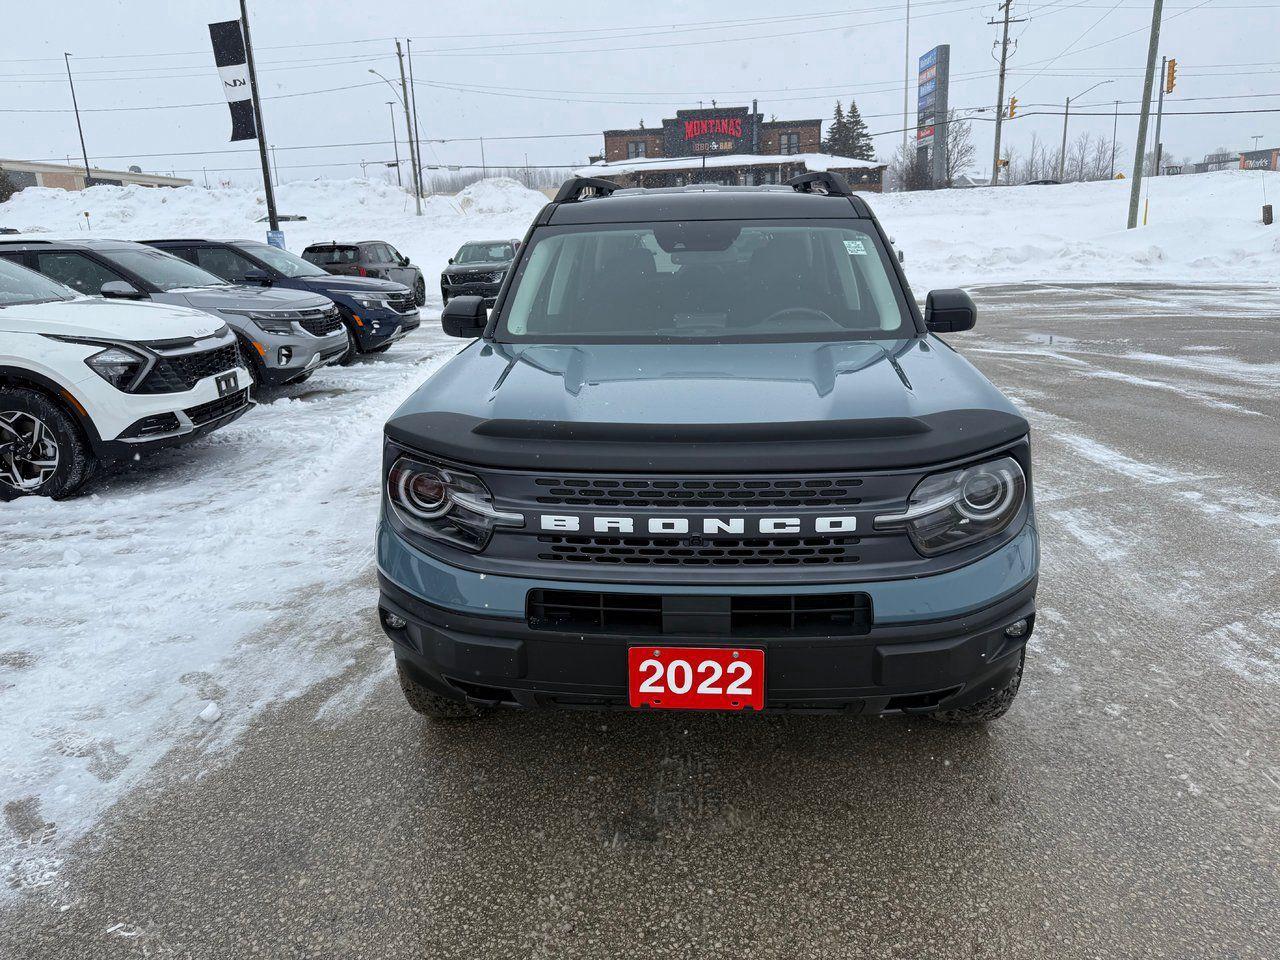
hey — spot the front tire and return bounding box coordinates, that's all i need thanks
[335,326,358,365]
[396,660,483,721]
[0,389,95,501]
[932,651,1025,725]
[414,276,426,307]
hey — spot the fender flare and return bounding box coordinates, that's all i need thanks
[0,364,106,453]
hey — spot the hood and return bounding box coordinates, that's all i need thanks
[290,275,408,294]
[172,285,332,313]
[385,338,1029,472]
[0,297,227,342]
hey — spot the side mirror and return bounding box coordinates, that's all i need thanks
[100,280,145,300]
[401,257,412,266]
[924,289,976,333]
[440,295,487,339]
[447,257,454,265]
[243,268,271,285]
[897,249,905,264]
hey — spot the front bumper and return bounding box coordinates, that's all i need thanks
[93,372,254,463]
[377,522,1039,714]
[347,307,421,350]
[440,278,501,305]
[255,330,348,384]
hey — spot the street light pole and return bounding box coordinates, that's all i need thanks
[387,102,402,187]
[370,64,422,215]
[1152,56,1167,177]
[1111,100,1120,179]
[63,54,92,187]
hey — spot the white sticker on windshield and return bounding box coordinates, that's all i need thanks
[843,239,868,256]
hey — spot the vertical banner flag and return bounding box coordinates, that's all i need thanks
[208,20,256,142]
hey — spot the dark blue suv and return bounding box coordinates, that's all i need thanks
[145,239,420,361]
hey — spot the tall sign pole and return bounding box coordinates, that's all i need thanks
[1127,0,1164,229]
[63,54,92,186]
[901,0,911,163]
[238,0,279,234]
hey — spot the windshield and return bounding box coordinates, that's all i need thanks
[104,246,226,291]
[0,257,78,306]
[498,220,911,343]
[456,242,514,264]
[241,243,329,278]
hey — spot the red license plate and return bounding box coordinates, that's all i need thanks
[628,646,765,711]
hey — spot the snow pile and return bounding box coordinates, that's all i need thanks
[872,170,1280,291]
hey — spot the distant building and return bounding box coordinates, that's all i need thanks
[584,104,887,192]
[0,159,191,193]
[1192,151,1240,175]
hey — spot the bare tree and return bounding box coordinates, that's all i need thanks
[886,141,932,191]
[943,110,976,184]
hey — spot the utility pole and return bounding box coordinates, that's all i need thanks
[406,39,425,200]
[393,41,423,215]
[238,0,279,233]
[63,54,92,187]
[1128,0,1164,228]
[1111,100,1119,179]
[1058,97,1071,182]
[902,0,911,162]
[480,137,487,178]
[387,102,402,187]
[988,1,1025,186]
[1152,55,1167,177]
[270,144,280,187]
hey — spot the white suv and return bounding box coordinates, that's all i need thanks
[0,257,251,499]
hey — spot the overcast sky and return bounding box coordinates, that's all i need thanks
[5,0,1277,185]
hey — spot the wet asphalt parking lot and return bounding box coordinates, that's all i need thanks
[3,282,1278,959]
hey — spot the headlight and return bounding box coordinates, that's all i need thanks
[874,455,1026,556]
[219,309,295,335]
[386,455,523,552]
[354,294,392,309]
[85,346,148,391]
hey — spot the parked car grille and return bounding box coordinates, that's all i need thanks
[137,342,240,394]
[532,476,863,509]
[386,293,416,313]
[447,270,501,284]
[526,588,873,637]
[298,307,343,337]
[536,534,861,567]
[184,389,250,426]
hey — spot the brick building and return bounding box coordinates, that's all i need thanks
[588,104,885,192]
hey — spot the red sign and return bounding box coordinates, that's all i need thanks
[628,646,765,711]
[917,125,935,141]
[684,117,743,140]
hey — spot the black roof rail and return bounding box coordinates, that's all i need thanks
[552,176,622,203]
[784,171,855,197]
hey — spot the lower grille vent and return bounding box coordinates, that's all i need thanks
[537,535,860,567]
[527,589,872,637]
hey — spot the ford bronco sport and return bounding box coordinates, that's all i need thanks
[377,174,1038,724]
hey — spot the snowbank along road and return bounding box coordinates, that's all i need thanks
[1,172,1278,956]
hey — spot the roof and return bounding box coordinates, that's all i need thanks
[575,152,885,178]
[0,237,146,250]
[546,184,872,225]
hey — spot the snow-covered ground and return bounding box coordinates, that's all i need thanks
[0,170,1276,897]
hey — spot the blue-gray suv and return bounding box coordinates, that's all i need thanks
[376,174,1038,724]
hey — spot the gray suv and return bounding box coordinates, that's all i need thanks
[0,239,347,387]
[301,241,425,306]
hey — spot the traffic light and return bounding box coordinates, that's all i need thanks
[1165,58,1177,94]
[1008,96,1018,118]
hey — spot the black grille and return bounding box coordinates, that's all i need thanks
[532,476,863,509]
[184,389,249,426]
[137,342,240,395]
[527,589,872,637]
[387,293,416,313]
[299,308,342,337]
[537,535,861,567]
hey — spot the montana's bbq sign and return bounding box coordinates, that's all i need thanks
[683,117,744,140]
[661,106,759,156]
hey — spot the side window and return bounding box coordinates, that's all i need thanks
[36,252,124,296]
[375,244,394,263]
[385,244,404,263]
[195,246,258,283]
[359,245,379,265]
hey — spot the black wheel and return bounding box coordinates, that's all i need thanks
[396,660,483,721]
[414,276,426,307]
[0,389,96,501]
[335,325,358,365]
[932,651,1025,725]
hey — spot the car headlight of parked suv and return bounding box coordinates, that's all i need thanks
[85,345,150,391]
[218,308,295,335]
[353,293,396,309]
[875,455,1026,556]
[386,454,522,553]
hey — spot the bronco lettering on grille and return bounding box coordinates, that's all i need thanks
[539,515,857,535]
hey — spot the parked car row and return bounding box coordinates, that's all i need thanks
[0,236,423,500]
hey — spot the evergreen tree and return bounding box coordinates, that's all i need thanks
[824,101,846,154]
[844,100,875,160]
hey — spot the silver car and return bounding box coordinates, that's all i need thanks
[0,238,348,387]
